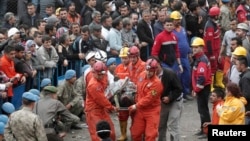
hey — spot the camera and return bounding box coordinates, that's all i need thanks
[19,32,27,41]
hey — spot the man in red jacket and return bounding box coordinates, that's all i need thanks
[151,18,183,74]
[191,37,211,137]
[0,45,26,102]
[203,6,224,91]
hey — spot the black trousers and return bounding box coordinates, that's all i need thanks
[196,85,211,130]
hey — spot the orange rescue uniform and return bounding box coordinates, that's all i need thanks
[85,73,116,141]
[130,71,163,141]
[115,64,129,79]
[128,59,145,83]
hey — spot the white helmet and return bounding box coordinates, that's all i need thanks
[85,51,96,62]
[95,49,107,62]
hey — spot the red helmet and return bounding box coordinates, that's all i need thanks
[128,46,140,57]
[146,58,158,71]
[93,61,106,74]
[209,6,220,16]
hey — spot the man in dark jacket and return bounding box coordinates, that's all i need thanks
[137,9,154,61]
[80,0,96,26]
[19,3,41,27]
[236,56,250,125]
[153,56,183,141]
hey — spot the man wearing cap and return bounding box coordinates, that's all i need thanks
[57,70,83,118]
[236,23,250,52]
[203,6,224,91]
[115,47,130,141]
[34,86,80,140]
[106,57,117,84]
[85,61,117,141]
[128,46,146,83]
[115,47,130,79]
[191,37,211,136]
[5,92,47,141]
[91,24,108,52]
[129,58,163,141]
[229,46,247,85]
[171,11,192,101]
[1,102,15,116]
[7,27,22,45]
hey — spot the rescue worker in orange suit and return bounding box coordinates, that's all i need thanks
[203,6,224,91]
[115,47,130,141]
[191,37,212,137]
[129,58,163,141]
[115,47,130,80]
[85,61,118,141]
[236,0,250,23]
[128,46,146,83]
[116,46,145,141]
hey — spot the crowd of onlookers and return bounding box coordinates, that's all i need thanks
[0,0,249,140]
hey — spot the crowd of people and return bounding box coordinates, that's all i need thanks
[0,0,249,140]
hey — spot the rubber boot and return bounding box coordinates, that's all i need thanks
[117,121,127,141]
[211,75,214,92]
[214,70,225,89]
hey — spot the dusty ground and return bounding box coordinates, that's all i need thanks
[65,98,209,141]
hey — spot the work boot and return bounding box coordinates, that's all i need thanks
[117,121,127,141]
[214,70,225,89]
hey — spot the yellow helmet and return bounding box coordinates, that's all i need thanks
[119,47,130,57]
[191,37,205,47]
[170,11,182,20]
[232,46,247,57]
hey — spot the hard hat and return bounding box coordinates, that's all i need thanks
[191,37,205,47]
[119,47,130,57]
[8,27,20,38]
[85,51,96,62]
[22,92,38,102]
[2,102,15,114]
[128,46,140,57]
[29,89,40,97]
[232,46,247,57]
[209,6,220,16]
[93,61,106,74]
[170,11,182,20]
[237,23,249,31]
[43,86,58,93]
[146,58,158,71]
[65,69,76,80]
[0,115,8,124]
[221,0,230,2]
[95,50,107,62]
